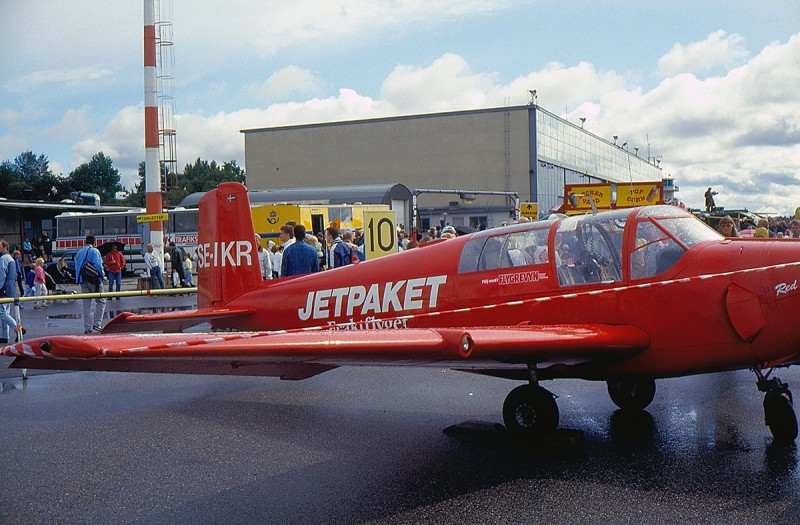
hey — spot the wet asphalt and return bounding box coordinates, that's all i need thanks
[2,280,800,524]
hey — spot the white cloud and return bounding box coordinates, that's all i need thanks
[380,53,496,112]
[4,66,118,92]
[657,30,749,76]
[151,32,799,211]
[45,106,92,141]
[497,61,628,113]
[25,22,800,214]
[178,0,522,56]
[71,106,143,190]
[247,66,325,102]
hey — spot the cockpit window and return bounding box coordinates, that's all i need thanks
[555,209,629,286]
[630,221,686,279]
[458,237,488,273]
[458,227,551,273]
[504,229,550,266]
[481,235,512,270]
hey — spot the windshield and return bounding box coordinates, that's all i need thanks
[656,217,723,247]
[628,206,721,279]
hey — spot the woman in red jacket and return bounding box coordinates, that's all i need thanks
[104,244,126,299]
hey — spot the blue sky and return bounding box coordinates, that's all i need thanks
[1,0,799,212]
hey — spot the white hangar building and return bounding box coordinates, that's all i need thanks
[241,104,665,230]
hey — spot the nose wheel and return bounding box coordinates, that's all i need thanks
[755,369,798,443]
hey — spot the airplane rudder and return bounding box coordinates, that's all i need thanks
[197,182,261,308]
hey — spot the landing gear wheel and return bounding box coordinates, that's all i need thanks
[502,384,559,437]
[607,378,656,410]
[764,391,798,443]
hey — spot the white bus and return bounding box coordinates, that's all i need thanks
[55,208,199,275]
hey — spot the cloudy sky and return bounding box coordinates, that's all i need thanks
[1,1,799,213]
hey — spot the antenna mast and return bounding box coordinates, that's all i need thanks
[155,0,177,190]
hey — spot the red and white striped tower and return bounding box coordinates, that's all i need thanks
[144,0,164,260]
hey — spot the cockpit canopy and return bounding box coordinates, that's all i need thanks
[457,206,722,286]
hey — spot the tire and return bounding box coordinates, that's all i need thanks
[764,391,798,443]
[607,378,656,410]
[502,384,559,437]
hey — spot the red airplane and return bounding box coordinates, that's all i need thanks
[5,182,800,443]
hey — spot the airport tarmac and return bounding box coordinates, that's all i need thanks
[2,286,800,524]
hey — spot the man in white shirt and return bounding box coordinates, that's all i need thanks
[255,234,273,280]
[279,224,295,249]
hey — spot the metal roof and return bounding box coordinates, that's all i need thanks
[0,199,129,213]
[177,183,412,208]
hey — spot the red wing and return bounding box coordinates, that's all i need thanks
[3,324,648,379]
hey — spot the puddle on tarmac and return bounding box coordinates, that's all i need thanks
[46,313,82,319]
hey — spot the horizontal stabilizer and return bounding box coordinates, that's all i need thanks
[101,307,255,334]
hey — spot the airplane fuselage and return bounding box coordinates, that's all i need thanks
[218,212,800,381]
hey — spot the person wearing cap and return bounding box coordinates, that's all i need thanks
[754,227,769,238]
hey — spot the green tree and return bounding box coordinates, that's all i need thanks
[0,161,21,198]
[182,158,246,194]
[3,151,246,205]
[15,151,50,183]
[66,152,124,204]
[0,151,63,200]
[159,158,246,206]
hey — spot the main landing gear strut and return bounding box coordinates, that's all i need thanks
[755,368,798,443]
[502,365,559,437]
[501,367,660,439]
[501,368,798,443]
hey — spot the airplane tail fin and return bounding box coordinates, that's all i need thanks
[196,182,263,309]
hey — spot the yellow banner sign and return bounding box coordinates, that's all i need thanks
[564,184,612,210]
[136,213,168,223]
[617,182,663,207]
[363,210,396,260]
[520,202,538,219]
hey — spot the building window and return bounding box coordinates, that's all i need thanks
[469,216,488,230]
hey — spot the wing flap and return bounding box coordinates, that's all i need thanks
[3,324,648,376]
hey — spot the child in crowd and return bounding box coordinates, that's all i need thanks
[33,258,48,309]
[24,266,36,298]
[182,252,194,287]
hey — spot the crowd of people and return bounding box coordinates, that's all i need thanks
[248,221,478,280]
[21,231,53,263]
[715,215,800,239]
